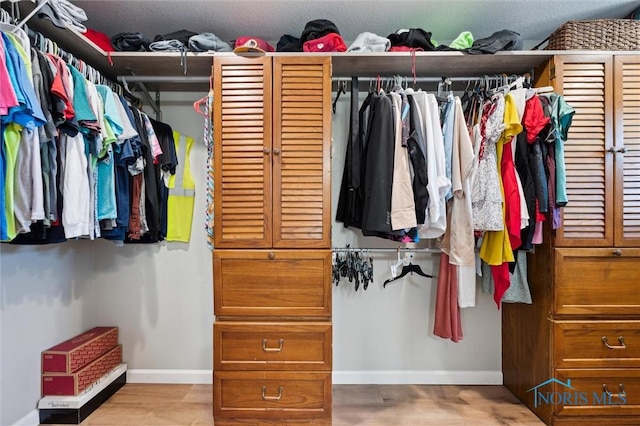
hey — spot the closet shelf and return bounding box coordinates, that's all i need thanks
[17,0,636,92]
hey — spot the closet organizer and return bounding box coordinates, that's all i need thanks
[14,5,640,423]
[503,53,640,426]
[211,55,333,421]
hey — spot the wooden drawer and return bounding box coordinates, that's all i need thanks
[554,248,640,316]
[213,371,331,419]
[213,250,331,317]
[214,322,332,371]
[555,321,640,368]
[552,369,640,417]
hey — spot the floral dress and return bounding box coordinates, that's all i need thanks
[471,95,505,231]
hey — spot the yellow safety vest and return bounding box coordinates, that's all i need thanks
[167,132,195,242]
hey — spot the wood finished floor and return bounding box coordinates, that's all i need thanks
[49,384,545,425]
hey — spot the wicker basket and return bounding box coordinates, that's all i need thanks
[544,19,640,50]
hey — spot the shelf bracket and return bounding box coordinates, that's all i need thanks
[118,75,162,121]
[14,0,49,30]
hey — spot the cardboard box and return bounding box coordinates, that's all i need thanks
[42,327,118,373]
[42,345,122,396]
[39,364,127,424]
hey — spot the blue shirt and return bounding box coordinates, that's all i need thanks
[1,33,46,129]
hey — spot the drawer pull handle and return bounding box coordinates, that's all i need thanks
[613,249,623,257]
[602,336,626,349]
[262,386,283,401]
[268,252,275,260]
[602,383,626,399]
[262,338,284,352]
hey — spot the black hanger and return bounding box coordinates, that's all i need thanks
[383,262,433,288]
[332,80,347,114]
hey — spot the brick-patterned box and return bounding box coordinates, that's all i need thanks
[42,345,122,396]
[42,327,118,373]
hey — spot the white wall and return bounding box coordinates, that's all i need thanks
[0,241,96,426]
[330,93,501,384]
[93,92,213,372]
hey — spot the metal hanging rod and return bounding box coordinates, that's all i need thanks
[332,247,441,254]
[332,76,486,83]
[332,75,530,85]
[116,76,210,84]
[116,75,525,85]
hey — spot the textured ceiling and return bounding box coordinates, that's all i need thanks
[72,0,639,48]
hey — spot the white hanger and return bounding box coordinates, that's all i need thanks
[0,8,12,24]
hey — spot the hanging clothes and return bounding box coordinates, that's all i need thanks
[389,92,416,230]
[434,252,463,343]
[336,77,364,229]
[471,98,503,232]
[333,74,575,319]
[417,92,450,239]
[0,28,184,246]
[203,89,215,250]
[361,92,395,236]
[167,132,195,242]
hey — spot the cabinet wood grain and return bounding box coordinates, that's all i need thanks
[214,322,332,371]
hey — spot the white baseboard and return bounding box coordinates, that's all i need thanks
[11,409,39,426]
[126,369,502,386]
[332,370,503,385]
[127,369,213,384]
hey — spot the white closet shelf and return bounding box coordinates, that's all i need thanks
[15,0,638,92]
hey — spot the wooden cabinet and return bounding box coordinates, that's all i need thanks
[213,250,332,318]
[553,248,640,316]
[554,321,640,368]
[211,55,332,422]
[213,371,332,419]
[214,322,332,371]
[552,55,640,247]
[614,56,640,247]
[212,55,331,249]
[503,54,640,425]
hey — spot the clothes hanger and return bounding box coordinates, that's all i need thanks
[0,8,12,24]
[388,248,405,279]
[193,76,213,117]
[332,80,346,114]
[434,78,449,104]
[383,261,433,288]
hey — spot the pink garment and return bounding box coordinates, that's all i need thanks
[434,253,463,342]
[0,37,19,115]
[532,221,544,245]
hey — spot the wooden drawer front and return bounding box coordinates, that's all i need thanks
[214,322,332,371]
[553,369,640,417]
[554,248,640,316]
[555,321,640,368]
[213,371,331,419]
[213,250,331,317]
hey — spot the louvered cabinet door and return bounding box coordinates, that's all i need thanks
[554,56,615,247]
[213,57,273,248]
[272,57,332,248]
[614,56,640,247]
